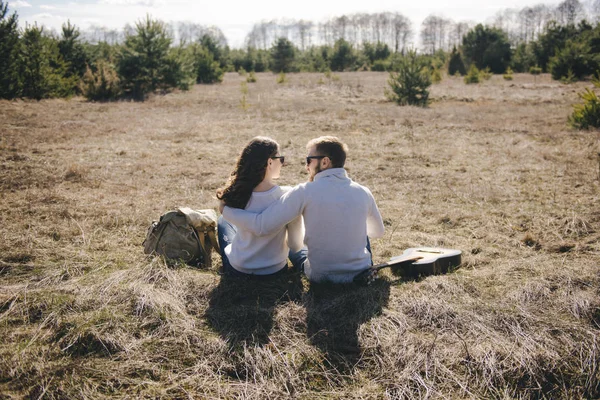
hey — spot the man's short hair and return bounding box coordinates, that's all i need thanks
[307,136,348,168]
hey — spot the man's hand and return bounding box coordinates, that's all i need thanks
[218,200,226,214]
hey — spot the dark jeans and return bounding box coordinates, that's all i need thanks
[217,216,306,277]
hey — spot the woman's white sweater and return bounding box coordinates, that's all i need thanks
[224,186,304,275]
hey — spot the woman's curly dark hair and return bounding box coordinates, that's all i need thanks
[216,137,279,209]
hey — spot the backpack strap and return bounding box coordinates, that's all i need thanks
[196,226,220,255]
[207,229,220,253]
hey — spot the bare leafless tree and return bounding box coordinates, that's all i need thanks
[450,21,472,48]
[391,13,412,53]
[556,0,586,25]
[420,15,451,54]
[518,7,536,43]
[532,4,552,38]
[296,20,313,51]
[585,0,600,21]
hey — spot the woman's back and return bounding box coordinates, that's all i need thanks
[224,186,303,275]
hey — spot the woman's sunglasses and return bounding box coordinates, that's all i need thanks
[271,156,285,164]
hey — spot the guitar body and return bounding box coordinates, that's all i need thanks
[354,247,462,285]
[388,247,462,278]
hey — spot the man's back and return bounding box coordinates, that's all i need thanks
[299,168,383,282]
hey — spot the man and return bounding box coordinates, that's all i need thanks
[221,136,385,283]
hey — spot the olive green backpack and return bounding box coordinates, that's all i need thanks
[143,207,220,268]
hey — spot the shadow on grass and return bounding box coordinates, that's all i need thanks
[205,270,303,348]
[304,279,391,373]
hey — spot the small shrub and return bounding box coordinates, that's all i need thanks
[385,51,431,107]
[80,61,122,101]
[464,65,480,84]
[371,59,390,71]
[239,95,249,111]
[240,81,248,95]
[239,81,250,110]
[238,67,247,76]
[246,71,257,83]
[560,69,577,84]
[569,75,600,129]
[529,66,542,75]
[530,65,542,84]
[276,72,287,84]
[431,68,442,84]
[503,67,514,80]
[479,67,493,80]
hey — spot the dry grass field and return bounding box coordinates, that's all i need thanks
[1,71,599,399]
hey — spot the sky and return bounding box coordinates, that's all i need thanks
[7,0,565,47]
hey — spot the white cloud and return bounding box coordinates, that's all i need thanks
[40,5,57,10]
[82,18,103,25]
[98,0,166,6]
[10,1,32,8]
[31,12,56,19]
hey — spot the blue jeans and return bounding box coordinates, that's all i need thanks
[282,237,373,272]
[217,216,306,277]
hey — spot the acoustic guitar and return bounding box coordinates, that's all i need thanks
[354,247,462,285]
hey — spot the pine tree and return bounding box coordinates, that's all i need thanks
[200,34,222,64]
[18,25,75,99]
[118,15,192,99]
[331,39,356,71]
[462,24,511,74]
[569,74,600,129]
[0,1,21,98]
[191,43,224,84]
[270,38,295,73]
[386,51,431,107]
[58,21,88,80]
[163,46,196,90]
[448,46,466,76]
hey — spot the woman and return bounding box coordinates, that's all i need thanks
[216,137,304,276]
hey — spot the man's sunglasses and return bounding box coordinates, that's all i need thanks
[306,156,326,165]
[271,156,285,164]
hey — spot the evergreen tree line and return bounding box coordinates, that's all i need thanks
[0,2,224,100]
[2,0,600,102]
[447,20,600,81]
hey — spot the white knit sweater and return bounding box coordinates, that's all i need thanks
[223,168,385,283]
[225,186,304,275]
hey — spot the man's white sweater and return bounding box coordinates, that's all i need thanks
[223,168,385,283]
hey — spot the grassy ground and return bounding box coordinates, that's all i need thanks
[0,72,599,399]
